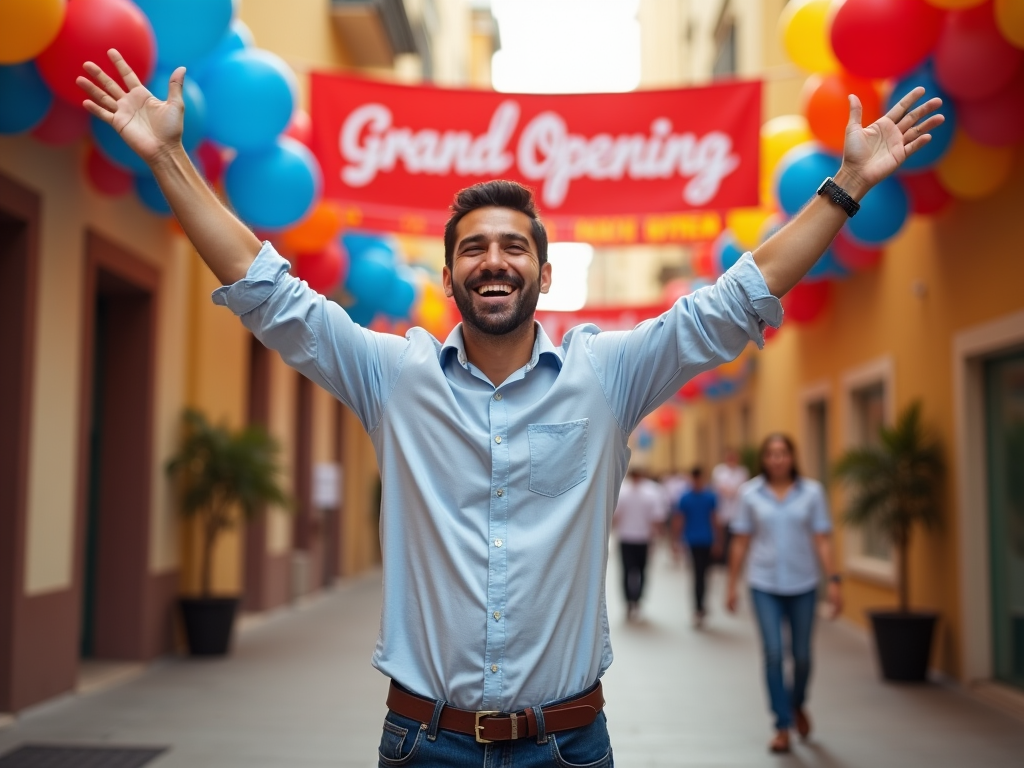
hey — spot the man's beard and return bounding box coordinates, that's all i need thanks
[452,271,541,336]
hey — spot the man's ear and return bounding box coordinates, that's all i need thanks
[442,265,454,298]
[539,260,553,294]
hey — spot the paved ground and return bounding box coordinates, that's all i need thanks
[1,543,1023,767]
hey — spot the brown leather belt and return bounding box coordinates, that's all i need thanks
[386,681,604,744]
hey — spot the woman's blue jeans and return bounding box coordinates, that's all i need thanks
[750,587,817,731]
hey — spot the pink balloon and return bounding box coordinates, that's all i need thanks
[31,98,89,145]
[957,67,1024,145]
[195,141,228,186]
[830,0,945,79]
[934,4,1024,101]
[284,109,312,147]
[898,169,954,214]
[833,229,883,270]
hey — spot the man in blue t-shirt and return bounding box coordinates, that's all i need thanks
[673,467,718,627]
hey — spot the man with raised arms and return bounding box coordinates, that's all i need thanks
[77,50,941,765]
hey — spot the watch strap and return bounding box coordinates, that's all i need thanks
[817,177,860,217]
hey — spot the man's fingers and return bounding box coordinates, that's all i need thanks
[907,113,944,141]
[167,66,187,107]
[82,99,115,124]
[107,48,143,91]
[83,61,126,101]
[76,76,118,112]
[847,94,863,131]
[903,133,933,158]
[884,86,926,125]
[896,97,943,133]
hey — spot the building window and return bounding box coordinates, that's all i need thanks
[712,17,736,79]
[804,398,829,483]
[851,382,893,561]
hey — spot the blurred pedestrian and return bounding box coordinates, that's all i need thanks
[711,447,750,565]
[726,434,843,754]
[673,467,718,627]
[613,468,669,620]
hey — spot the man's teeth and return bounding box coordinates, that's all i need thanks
[476,284,514,295]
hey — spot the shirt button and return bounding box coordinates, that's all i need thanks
[494,435,502,444]
[496,488,504,497]
[491,664,499,673]
[493,611,501,620]
[494,392,502,401]
[494,539,503,547]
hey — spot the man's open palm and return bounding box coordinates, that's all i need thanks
[77,49,185,165]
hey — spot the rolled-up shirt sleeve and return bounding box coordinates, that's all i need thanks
[730,491,755,535]
[585,253,783,434]
[809,483,833,534]
[212,242,407,432]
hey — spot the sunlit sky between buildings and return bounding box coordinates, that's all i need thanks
[489,0,640,309]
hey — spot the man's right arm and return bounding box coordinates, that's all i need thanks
[78,50,260,284]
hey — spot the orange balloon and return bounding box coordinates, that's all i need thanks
[279,202,343,255]
[936,130,1016,199]
[803,73,881,154]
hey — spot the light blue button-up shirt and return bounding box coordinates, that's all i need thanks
[213,242,781,712]
[731,476,833,596]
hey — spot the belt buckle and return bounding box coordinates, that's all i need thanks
[474,711,500,744]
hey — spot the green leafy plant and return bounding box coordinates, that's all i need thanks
[832,400,945,613]
[166,409,289,597]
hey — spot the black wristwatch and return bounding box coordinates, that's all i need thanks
[816,177,860,217]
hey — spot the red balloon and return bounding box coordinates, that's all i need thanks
[833,229,883,270]
[831,0,944,79]
[934,4,1024,102]
[957,67,1024,146]
[678,378,701,400]
[36,0,156,105]
[898,169,953,214]
[691,241,716,278]
[803,72,881,154]
[654,405,679,433]
[85,144,133,196]
[31,99,89,145]
[195,141,228,187]
[294,241,348,294]
[782,280,831,324]
[764,324,780,343]
[284,109,312,147]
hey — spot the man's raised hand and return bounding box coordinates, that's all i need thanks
[77,49,185,167]
[840,87,944,195]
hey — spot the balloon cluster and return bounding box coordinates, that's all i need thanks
[674,348,757,404]
[0,0,322,234]
[705,0,1024,328]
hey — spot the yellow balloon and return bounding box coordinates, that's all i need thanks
[936,130,1016,199]
[760,115,812,204]
[779,0,840,74]
[0,0,66,65]
[924,0,987,8]
[995,0,1024,49]
[726,208,775,250]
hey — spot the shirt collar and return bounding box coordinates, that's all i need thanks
[440,320,564,372]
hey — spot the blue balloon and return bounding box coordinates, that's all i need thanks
[380,269,418,319]
[225,137,321,230]
[345,247,398,308]
[202,49,296,151]
[344,301,377,327]
[806,249,849,281]
[888,62,956,172]
[134,0,235,68]
[342,231,398,262]
[134,174,172,216]
[846,176,909,245]
[91,116,152,173]
[190,19,254,84]
[0,62,53,135]
[775,145,842,217]
[636,428,654,451]
[704,378,739,401]
[713,232,744,273]
[147,70,207,152]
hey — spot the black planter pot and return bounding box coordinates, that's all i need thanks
[868,610,939,682]
[179,597,239,656]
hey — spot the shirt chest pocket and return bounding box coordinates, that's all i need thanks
[527,419,589,497]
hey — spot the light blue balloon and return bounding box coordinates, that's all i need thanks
[636,428,654,451]
[380,269,418,319]
[202,49,296,151]
[775,145,842,217]
[342,231,398,262]
[134,174,172,216]
[345,247,398,308]
[147,70,207,152]
[190,19,254,85]
[846,176,909,246]
[134,0,235,68]
[888,62,956,172]
[806,249,849,281]
[91,116,151,174]
[714,232,744,274]
[0,62,53,135]
[225,137,321,230]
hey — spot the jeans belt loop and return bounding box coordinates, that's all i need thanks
[531,704,548,745]
[427,699,445,742]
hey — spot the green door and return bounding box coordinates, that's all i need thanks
[985,349,1024,691]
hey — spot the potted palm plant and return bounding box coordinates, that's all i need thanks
[833,400,945,682]
[167,409,288,656]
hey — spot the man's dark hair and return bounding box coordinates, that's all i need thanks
[443,180,548,268]
[690,466,704,480]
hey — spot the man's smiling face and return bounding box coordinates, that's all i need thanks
[443,206,552,336]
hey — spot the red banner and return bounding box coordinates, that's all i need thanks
[535,303,671,345]
[310,73,761,245]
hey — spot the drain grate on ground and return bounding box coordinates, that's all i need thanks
[0,745,167,767]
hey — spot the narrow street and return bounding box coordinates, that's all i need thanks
[1,545,1022,767]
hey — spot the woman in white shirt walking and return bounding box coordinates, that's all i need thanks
[726,434,843,754]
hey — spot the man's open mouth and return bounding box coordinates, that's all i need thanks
[474,283,517,298]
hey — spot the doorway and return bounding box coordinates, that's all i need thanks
[78,234,159,661]
[985,349,1024,692]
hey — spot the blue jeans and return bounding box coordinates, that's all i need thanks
[750,587,817,731]
[377,693,613,767]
